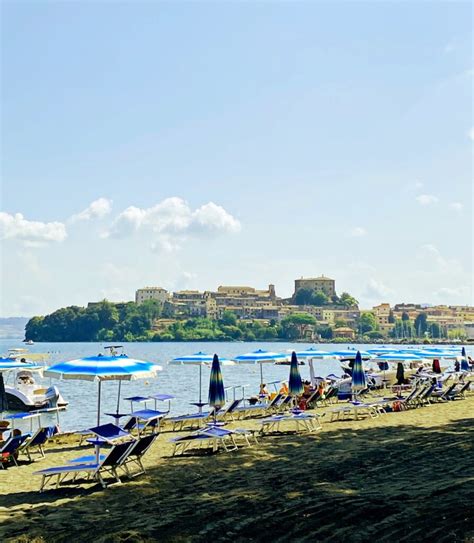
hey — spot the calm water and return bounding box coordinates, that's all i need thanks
[1,339,471,433]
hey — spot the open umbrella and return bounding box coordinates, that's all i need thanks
[208,354,225,423]
[233,349,286,385]
[351,351,366,399]
[288,352,303,404]
[169,352,232,413]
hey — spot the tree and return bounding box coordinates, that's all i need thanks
[317,325,333,339]
[294,288,315,305]
[312,291,329,306]
[339,292,359,308]
[220,311,237,326]
[414,313,428,337]
[388,310,395,324]
[357,312,377,334]
[428,322,441,338]
[280,313,316,340]
[401,312,410,321]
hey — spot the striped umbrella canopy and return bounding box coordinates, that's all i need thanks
[329,350,372,360]
[288,352,304,397]
[45,355,162,425]
[372,352,423,362]
[0,359,42,372]
[169,352,232,410]
[208,354,225,414]
[461,347,469,371]
[234,349,286,385]
[292,347,333,359]
[351,351,367,395]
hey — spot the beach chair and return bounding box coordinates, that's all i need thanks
[447,382,471,400]
[415,384,437,407]
[20,426,56,462]
[233,394,284,420]
[77,422,132,446]
[431,383,457,402]
[170,426,246,456]
[0,435,29,468]
[260,412,322,434]
[122,409,165,435]
[215,399,242,421]
[69,433,158,479]
[275,395,294,414]
[35,440,135,491]
[167,407,219,432]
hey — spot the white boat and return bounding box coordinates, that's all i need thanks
[0,353,68,412]
[25,340,34,345]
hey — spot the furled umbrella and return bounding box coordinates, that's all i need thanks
[208,354,225,423]
[351,351,367,399]
[288,351,304,406]
[395,362,405,385]
[460,347,469,371]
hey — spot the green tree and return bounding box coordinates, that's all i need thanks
[339,292,359,308]
[414,313,428,336]
[401,312,410,321]
[312,291,329,306]
[280,313,316,340]
[357,312,377,334]
[219,311,237,326]
[388,310,395,323]
[294,288,315,305]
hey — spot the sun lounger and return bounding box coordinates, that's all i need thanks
[0,435,29,468]
[260,412,322,434]
[215,399,242,421]
[167,408,218,431]
[170,426,253,456]
[35,440,135,491]
[328,402,380,421]
[233,394,285,419]
[431,383,457,402]
[122,409,166,435]
[20,426,57,462]
[447,382,471,400]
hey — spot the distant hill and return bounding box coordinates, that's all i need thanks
[0,317,28,339]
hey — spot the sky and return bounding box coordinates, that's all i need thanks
[0,1,472,317]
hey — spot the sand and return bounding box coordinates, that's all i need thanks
[0,394,473,543]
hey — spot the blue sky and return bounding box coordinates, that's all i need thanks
[1,1,472,317]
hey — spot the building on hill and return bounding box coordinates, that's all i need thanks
[135,287,169,305]
[293,275,336,298]
[372,303,394,335]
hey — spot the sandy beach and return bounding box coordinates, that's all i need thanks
[1,395,473,543]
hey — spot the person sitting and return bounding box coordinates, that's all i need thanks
[303,380,312,398]
[259,383,269,398]
[454,360,460,372]
[279,382,289,395]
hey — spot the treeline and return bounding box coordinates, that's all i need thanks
[25,300,163,342]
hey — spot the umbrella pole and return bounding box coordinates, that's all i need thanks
[96,380,102,465]
[116,380,122,414]
[260,363,263,386]
[199,365,202,414]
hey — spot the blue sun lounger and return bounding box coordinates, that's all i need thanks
[170,425,256,456]
[77,423,132,445]
[35,440,135,492]
[0,435,29,468]
[20,426,57,462]
[68,433,158,478]
[260,412,322,434]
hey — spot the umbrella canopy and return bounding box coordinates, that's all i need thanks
[292,348,332,359]
[234,349,286,385]
[372,353,422,362]
[329,350,372,360]
[0,358,42,372]
[45,355,161,381]
[169,352,232,410]
[351,351,366,394]
[288,352,303,397]
[45,355,161,425]
[208,354,226,410]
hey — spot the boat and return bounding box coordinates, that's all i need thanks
[24,339,34,345]
[0,354,68,412]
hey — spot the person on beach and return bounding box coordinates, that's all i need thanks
[454,360,460,372]
[279,382,289,395]
[259,383,269,398]
[432,359,441,374]
[303,380,312,398]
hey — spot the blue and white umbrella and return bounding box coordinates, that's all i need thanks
[292,347,333,359]
[351,351,367,397]
[169,352,233,410]
[45,355,162,425]
[233,349,286,385]
[329,350,372,360]
[0,358,43,372]
[372,353,423,362]
[288,352,304,398]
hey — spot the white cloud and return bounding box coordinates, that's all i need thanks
[70,197,113,222]
[349,226,367,238]
[105,197,241,251]
[433,286,472,304]
[449,202,463,212]
[362,278,392,301]
[416,194,439,206]
[0,212,67,244]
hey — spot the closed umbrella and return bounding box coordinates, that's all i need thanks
[351,351,366,399]
[0,373,8,415]
[288,352,303,405]
[460,347,469,371]
[208,354,225,423]
[396,363,405,385]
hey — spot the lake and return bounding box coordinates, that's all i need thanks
[1,339,470,433]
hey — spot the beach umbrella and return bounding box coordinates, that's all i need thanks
[0,373,8,416]
[45,355,161,426]
[233,349,286,385]
[292,347,332,358]
[351,351,366,398]
[288,352,304,401]
[208,354,225,421]
[396,363,405,385]
[460,347,469,371]
[329,350,372,360]
[169,352,232,412]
